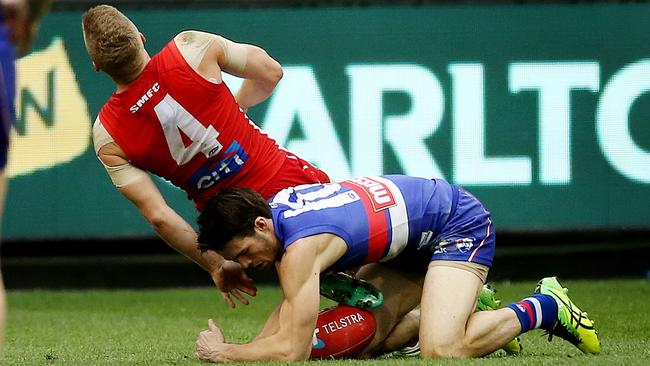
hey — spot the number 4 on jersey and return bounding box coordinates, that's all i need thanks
[154,94,223,165]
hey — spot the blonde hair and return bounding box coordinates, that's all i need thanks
[82,5,145,84]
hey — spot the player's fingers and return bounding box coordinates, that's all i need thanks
[231,289,250,305]
[196,351,206,361]
[208,319,218,332]
[240,271,253,283]
[208,319,225,342]
[221,291,236,308]
[238,284,257,296]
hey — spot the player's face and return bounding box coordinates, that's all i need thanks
[222,232,278,271]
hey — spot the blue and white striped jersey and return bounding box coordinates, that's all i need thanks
[269,175,459,271]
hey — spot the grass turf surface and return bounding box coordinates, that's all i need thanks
[1,279,648,365]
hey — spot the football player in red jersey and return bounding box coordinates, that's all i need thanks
[81,5,330,308]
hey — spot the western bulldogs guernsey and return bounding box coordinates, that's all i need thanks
[270,175,495,271]
[98,39,287,209]
[0,11,15,170]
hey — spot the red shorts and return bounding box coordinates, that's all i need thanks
[258,156,331,200]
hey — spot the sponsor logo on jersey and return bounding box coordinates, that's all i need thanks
[432,239,450,255]
[433,246,447,255]
[346,176,396,212]
[130,82,160,113]
[187,140,248,190]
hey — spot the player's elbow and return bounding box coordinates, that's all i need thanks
[249,47,283,89]
[145,206,173,232]
[260,60,282,92]
[267,61,283,85]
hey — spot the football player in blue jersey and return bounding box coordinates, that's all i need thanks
[0,0,52,348]
[194,176,600,362]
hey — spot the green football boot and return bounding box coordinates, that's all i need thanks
[477,284,523,355]
[476,283,501,311]
[534,276,601,354]
[320,272,384,309]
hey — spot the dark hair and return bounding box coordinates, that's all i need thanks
[197,187,272,252]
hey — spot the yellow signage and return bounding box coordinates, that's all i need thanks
[8,37,91,178]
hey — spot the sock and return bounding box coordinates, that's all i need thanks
[506,294,558,333]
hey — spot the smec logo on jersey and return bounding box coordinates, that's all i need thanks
[130,82,160,113]
[347,177,396,211]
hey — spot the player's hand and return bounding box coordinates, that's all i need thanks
[196,319,226,362]
[211,260,257,308]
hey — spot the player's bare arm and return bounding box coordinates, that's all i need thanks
[197,33,282,111]
[196,234,347,362]
[96,143,255,307]
[252,292,283,341]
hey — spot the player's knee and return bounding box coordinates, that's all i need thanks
[420,340,475,359]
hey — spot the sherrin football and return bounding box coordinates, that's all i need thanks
[310,305,377,359]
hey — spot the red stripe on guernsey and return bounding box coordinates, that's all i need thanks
[521,301,536,326]
[341,180,391,264]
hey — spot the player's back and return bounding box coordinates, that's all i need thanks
[98,35,286,209]
[270,175,458,271]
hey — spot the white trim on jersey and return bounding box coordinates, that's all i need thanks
[373,176,410,262]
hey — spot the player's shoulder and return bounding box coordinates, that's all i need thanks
[172,30,223,70]
[97,94,122,124]
[173,30,220,47]
[93,117,122,154]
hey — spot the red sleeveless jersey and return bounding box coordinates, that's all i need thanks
[99,39,291,209]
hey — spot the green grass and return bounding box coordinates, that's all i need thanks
[1,279,649,365]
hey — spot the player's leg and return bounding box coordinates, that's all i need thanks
[0,169,7,347]
[0,259,5,347]
[476,283,523,355]
[419,263,521,358]
[381,308,420,353]
[418,186,521,357]
[390,275,522,357]
[420,264,601,357]
[531,276,600,354]
[354,263,424,358]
